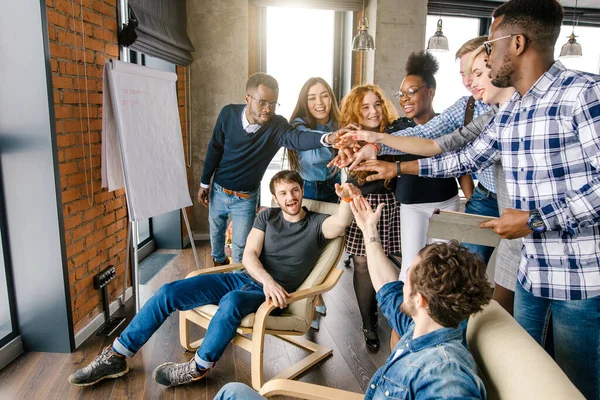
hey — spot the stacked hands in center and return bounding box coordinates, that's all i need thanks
[327,125,392,181]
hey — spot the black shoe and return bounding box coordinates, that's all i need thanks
[153,358,210,387]
[363,329,380,352]
[213,257,230,267]
[69,346,129,386]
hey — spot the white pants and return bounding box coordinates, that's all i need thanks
[399,195,461,282]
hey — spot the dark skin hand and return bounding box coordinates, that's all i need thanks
[197,187,210,207]
[480,208,532,239]
[351,160,420,181]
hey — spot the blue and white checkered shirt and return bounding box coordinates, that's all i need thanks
[419,61,600,300]
[381,96,495,192]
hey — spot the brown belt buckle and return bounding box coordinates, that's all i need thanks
[222,187,250,199]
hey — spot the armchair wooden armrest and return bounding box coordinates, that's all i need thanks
[250,268,343,389]
[259,379,364,400]
[184,263,245,279]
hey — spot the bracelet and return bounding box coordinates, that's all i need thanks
[364,236,381,245]
[396,161,401,177]
[365,142,381,152]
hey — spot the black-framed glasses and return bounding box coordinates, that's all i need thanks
[395,84,428,99]
[247,94,279,110]
[483,34,532,55]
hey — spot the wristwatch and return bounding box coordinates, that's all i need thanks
[527,209,547,233]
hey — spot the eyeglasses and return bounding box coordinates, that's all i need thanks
[483,34,532,55]
[395,84,428,99]
[247,94,279,111]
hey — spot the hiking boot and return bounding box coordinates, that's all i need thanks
[213,257,230,267]
[69,346,128,386]
[153,358,210,387]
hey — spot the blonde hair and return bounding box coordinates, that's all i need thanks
[455,36,487,60]
[465,45,487,77]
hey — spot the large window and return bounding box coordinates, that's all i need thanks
[424,16,481,112]
[260,6,346,206]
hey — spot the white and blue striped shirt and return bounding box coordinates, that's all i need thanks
[419,61,600,300]
[381,96,495,192]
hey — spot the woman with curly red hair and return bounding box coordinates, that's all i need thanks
[340,84,401,351]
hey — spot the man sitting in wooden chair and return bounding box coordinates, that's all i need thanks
[215,197,493,400]
[69,170,358,388]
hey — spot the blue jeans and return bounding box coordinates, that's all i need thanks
[303,175,340,204]
[209,182,259,263]
[215,382,266,400]
[462,184,499,264]
[515,280,600,399]
[113,272,265,366]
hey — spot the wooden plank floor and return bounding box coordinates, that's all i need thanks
[0,242,391,400]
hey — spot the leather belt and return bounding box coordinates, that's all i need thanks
[221,187,251,199]
[476,182,496,199]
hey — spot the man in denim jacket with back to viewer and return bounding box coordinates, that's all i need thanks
[216,196,491,399]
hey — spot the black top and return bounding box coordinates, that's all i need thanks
[390,118,459,204]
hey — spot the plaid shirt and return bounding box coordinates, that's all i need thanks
[381,96,495,192]
[419,61,600,300]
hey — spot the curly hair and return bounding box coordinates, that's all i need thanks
[493,0,564,47]
[339,84,397,185]
[287,77,341,173]
[409,240,491,327]
[405,51,439,89]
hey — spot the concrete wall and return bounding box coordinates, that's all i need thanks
[367,0,428,115]
[187,0,249,236]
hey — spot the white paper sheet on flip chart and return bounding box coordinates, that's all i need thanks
[101,59,192,221]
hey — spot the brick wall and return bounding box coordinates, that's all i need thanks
[46,0,127,334]
[46,0,192,335]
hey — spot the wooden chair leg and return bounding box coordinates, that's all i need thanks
[251,326,267,390]
[179,311,196,352]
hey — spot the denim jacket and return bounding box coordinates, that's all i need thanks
[291,118,339,182]
[364,281,487,400]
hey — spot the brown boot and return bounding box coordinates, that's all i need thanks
[213,257,230,267]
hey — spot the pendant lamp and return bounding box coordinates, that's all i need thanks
[427,4,448,52]
[352,0,375,51]
[560,0,582,58]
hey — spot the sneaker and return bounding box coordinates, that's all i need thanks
[153,358,210,387]
[68,346,128,386]
[213,257,230,267]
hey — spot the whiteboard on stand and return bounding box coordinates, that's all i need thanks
[101,59,192,221]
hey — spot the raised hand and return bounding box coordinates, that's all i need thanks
[349,196,385,233]
[334,182,361,201]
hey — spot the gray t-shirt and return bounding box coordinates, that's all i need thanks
[253,207,329,293]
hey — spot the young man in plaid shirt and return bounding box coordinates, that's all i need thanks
[392,0,599,397]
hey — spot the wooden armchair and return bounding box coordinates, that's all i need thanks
[179,199,345,390]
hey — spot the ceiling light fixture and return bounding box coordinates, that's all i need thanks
[352,0,375,52]
[560,0,583,58]
[427,3,449,52]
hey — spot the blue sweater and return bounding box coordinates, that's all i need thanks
[201,104,326,192]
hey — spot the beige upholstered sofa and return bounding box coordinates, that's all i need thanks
[259,300,584,399]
